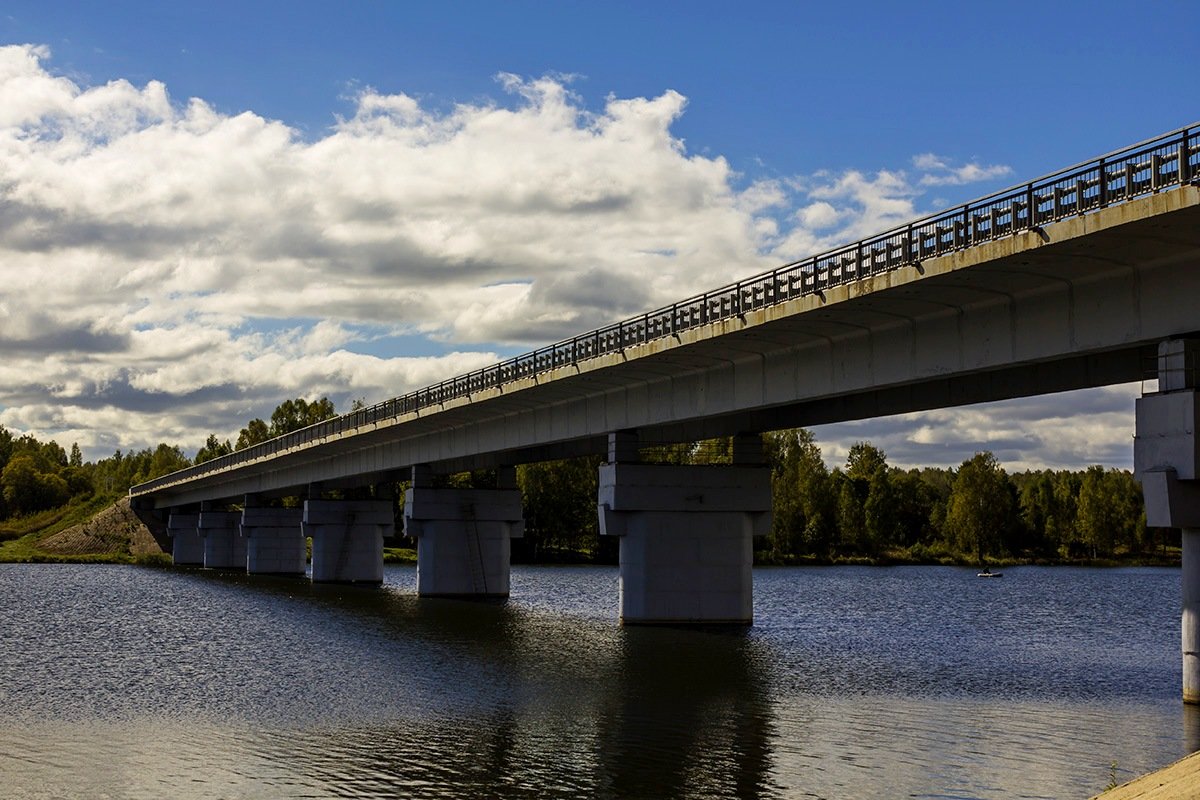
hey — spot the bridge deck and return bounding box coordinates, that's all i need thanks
[132,126,1200,507]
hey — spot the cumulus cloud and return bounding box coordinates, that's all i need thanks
[914,152,1012,186]
[812,384,1140,473]
[2,44,1097,468]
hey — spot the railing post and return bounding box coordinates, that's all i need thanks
[1182,128,1192,184]
[1025,182,1035,228]
[1098,157,1108,207]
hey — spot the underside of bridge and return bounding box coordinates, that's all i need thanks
[134,184,1200,507]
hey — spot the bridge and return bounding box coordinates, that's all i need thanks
[132,124,1200,696]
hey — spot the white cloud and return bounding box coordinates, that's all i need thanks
[813,384,1140,473]
[915,152,1012,186]
[0,45,1107,470]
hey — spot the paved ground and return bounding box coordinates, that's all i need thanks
[1093,751,1200,799]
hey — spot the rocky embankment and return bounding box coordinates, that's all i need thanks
[36,497,167,557]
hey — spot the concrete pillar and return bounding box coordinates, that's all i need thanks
[166,512,203,566]
[198,509,246,570]
[598,434,772,624]
[1186,530,1200,705]
[1135,339,1200,703]
[303,499,390,584]
[242,506,306,576]
[403,465,524,597]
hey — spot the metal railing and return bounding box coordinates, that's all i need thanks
[131,122,1200,495]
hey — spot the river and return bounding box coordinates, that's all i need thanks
[0,563,1188,799]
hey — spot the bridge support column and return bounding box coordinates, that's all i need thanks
[303,499,390,584]
[242,505,306,576]
[598,433,772,625]
[166,512,203,565]
[404,465,524,597]
[1136,340,1200,704]
[198,508,246,570]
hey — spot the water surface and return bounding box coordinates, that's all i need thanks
[0,564,1187,798]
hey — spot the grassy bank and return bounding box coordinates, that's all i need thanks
[0,494,171,565]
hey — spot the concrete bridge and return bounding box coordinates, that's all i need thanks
[132,124,1200,695]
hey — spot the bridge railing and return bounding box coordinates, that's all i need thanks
[131,122,1200,496]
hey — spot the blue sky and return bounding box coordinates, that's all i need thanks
[0,1,1197,468]
[11,2,1194,180]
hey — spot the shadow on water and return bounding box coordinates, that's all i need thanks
[1185,703,1200,754]
[594,626,778,799]
[4,563,1183,799]
[178,567,780,799]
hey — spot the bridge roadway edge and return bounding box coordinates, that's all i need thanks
[134,185,1200,509]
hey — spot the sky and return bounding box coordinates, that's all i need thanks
[0,1,1197,471]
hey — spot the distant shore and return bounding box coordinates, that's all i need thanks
[0,496,1179,568]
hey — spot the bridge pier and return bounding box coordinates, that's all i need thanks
[303,499,390,584]
[242,505,306,576]
[404,465,524,597]
[166,511,203,565]
[1136,340,1200,704]
[199,507,246,569]
[598,433,772,625]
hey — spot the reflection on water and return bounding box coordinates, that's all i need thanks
[0,563,1185,798]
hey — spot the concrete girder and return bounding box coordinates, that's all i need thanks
[135,186,1200,508]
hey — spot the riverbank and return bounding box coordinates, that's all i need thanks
[0,495,172,564]
[1093,750,1200,799]
[0,499,1180,567]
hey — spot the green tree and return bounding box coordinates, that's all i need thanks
[517,456,602,559]
[837,442,896,554]
[0,426,13,472]
[236,419,270,450]
[1052,471,1083,557]
[1076,466,1144,557]
[765,429,834,559]
[891,468,937,547]
[1,455,70,516]
[69,442,83,467]
[195,434,233,464]
[917,467,955,545]
[766,430,804,557]
[269,397,337,436]
[945,451,1012,563]
[833,469,865,552]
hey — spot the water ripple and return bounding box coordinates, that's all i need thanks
[0,562,1185,798]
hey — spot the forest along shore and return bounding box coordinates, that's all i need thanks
[0,400,1177,567]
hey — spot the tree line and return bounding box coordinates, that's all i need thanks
[0,397,339,519]
[510,431,1157,565]
[0,401,1162,565]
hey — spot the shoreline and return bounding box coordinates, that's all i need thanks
[0,552,1180,568]
[1093,750,1200,799]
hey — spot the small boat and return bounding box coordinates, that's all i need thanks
[977,568,1003,578]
